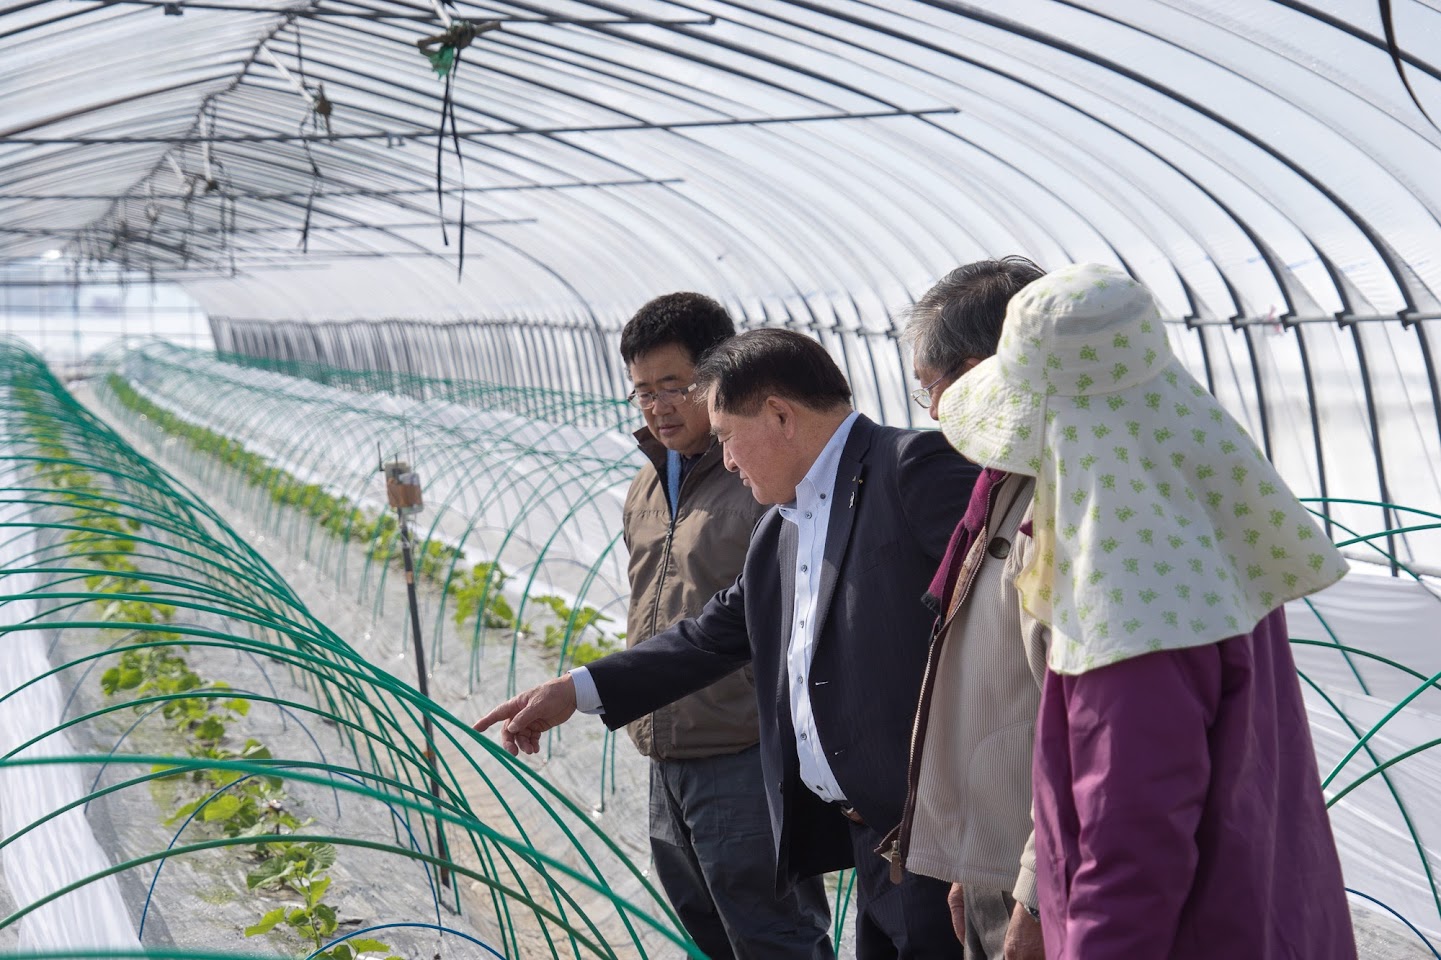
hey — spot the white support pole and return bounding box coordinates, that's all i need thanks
[258,43,317,107]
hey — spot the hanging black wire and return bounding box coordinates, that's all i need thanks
[447,56,466,280]
[417,20,497,280]
[294,20,325,253]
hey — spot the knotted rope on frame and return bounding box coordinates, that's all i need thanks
[417,19,500,279]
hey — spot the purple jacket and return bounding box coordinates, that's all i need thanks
[1032,607,1356,959]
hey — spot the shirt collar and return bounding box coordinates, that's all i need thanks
[635,426,718,474]
[782,410,859,515]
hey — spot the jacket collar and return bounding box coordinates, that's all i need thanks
[810,412,874,642]
[633,426,723,480]
[924,467,1008,612]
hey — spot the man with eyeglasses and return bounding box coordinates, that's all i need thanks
[610,293,834,960]
[891,257,1050,960]
[906,258,1044,422]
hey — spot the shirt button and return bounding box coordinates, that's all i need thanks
[805,511,813,519]
[801,564,808,573]
[799,619,805,627]
[820,493,827,500]
[800,732,808,741]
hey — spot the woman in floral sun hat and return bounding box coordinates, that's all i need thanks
[938,263,1356,959]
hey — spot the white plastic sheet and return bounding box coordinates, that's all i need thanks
[1291,572,1441,942]
[0,465,139,949]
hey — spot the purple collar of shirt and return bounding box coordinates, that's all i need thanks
[925,467,1008,610]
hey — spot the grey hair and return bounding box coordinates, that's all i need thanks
[902,256,1045,371]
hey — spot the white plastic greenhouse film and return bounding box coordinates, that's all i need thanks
[0,519,139,949]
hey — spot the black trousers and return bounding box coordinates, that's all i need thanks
[846,819,963,960]
[650,749,833,960]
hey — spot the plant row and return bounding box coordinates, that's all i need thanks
[3,346,703,959]
[105,374,618,668]
[24,397,397,960]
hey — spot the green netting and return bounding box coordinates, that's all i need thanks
[0,337,699,957]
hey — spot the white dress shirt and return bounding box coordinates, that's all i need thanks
[572,663,603,714]
[780,410,858,804]
[572,411,862,807]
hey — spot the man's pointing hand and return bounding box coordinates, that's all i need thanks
[473,674,579,755]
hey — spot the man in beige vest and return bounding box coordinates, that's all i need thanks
[614,293,832,960]
[885,258,1048,960]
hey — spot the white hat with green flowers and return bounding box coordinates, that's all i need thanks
[938,262,1348,675]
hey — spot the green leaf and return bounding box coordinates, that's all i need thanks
[220,806,260,837]
[488,594,514,626]
[299,873,331,907]
[244,907,286,936]
[200,795,242,822]
[305,842,337,871]
[204,767,242,787]
[346,939,392,956]
[164,798,203,825]
[311,901,338,935]
[241,739,272,760]
[246,857,292,889]
[532,594,569,620]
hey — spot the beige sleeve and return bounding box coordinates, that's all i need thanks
[1008,514,1049,910]
[1014,832,1039,911]
[1010,516,1051,690]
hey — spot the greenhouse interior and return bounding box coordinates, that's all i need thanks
[1,0,1440,957]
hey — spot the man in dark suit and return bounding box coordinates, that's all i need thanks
[476,329,978,959]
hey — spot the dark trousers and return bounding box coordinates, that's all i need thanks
[846,819,963,960]
[651,746,834,960]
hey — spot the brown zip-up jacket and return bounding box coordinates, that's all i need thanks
[622,428,764,760]
[883,474,1047,906]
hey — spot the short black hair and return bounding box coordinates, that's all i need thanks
[620,292,736,366]
[695,329,852,416]
[903,256,1045,371]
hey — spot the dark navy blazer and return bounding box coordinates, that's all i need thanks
[587,414,978,890]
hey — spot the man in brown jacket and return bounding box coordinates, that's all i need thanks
[615,293,833,960]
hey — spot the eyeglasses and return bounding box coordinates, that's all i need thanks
[911,366,962,408]
[627,383,699,410]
